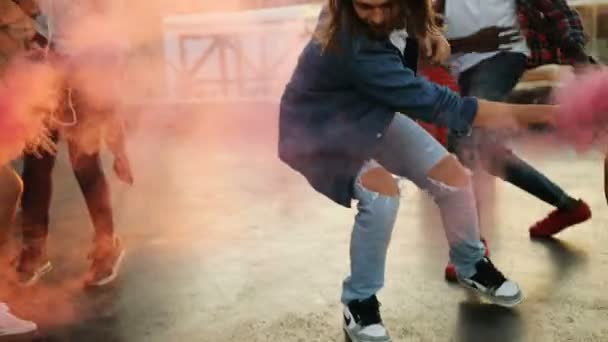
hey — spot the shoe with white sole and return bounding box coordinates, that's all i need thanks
[0,303,37,337]
[14,244,52,287]
[84,236,125,287]
[457,257,523,307]
[343,295,391,342]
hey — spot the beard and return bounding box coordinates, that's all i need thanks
[365,17,406,40]
[367,24,393,39]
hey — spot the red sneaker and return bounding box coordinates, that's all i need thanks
[529,200,591,238]
[445,238,489,282]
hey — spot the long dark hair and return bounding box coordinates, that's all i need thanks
[316,0,437,51]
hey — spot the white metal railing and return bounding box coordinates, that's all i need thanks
[162,4,321,103]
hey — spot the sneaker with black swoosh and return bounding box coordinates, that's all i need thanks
[457,257,523,307]
[343,295,390,342]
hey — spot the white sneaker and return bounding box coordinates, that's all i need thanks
[0,303,37,337]
[343,295,391,342]
[457,257,523,307]
[84,236,126,287]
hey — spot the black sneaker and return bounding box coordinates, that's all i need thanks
[457,257,523,307]
[343,295,391,342]
[84,236,125,287]
[14,244,52,287]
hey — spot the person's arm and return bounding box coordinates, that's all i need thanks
[475,100,556,127]
[448,27,523,54]
[447,36,477,54]
[349,40,555,131]
[432,0,522,54]
[350,41,477,134]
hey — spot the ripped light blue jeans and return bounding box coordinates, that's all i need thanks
[341,114,486,304]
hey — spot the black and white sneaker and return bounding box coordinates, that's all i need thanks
[343,295,391,342]
[457,257,523,307]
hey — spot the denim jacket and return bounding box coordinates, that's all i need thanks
[278,14,478,207]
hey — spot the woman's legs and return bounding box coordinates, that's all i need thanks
[342,114,522,342]
[341,160,401,304]
[374,114,485,277]
[343,114,521,308]
[342,113,487,305]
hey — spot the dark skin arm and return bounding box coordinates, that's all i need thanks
[433,0,523,54]
[448,27,523,53]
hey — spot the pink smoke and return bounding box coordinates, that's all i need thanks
[0,57,62,165]
[554,67,608,152]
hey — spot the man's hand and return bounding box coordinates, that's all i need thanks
[452,26,523,54]
[420,31,451,65]
[113,152,134,185]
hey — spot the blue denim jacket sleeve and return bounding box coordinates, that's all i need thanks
[349,39,477,135]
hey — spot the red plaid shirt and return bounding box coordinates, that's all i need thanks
[516,0,589,67]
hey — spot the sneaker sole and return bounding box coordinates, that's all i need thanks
[20,261,53,287]
[0,323,37,337]
[457,280,524,308]
[85,249,125,287]
[343,328,392,342]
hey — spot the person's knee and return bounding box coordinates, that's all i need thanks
[357,166,400,231]
[427,155,471,188]
[359,167,400,197]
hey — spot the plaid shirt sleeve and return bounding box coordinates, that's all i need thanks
[535,0,588,48]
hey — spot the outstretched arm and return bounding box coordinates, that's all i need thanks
[350,39,556,134]
[474,100,556,128]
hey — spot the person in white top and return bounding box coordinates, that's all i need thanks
[435,0,592,282]
[14,0,130,288]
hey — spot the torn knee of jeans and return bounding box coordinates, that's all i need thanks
[426,176,466,192]
[427,155,471,189]
[359,167,400,197]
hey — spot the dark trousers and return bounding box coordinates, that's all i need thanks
[20,131,114,246]
[448,52,574,209]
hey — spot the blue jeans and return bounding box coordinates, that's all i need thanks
[449,52,574,209]
[341,114,485,304]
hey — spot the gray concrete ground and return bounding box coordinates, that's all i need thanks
[1,103,607,342]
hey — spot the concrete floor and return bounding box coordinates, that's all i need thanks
[2,103,608,341]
